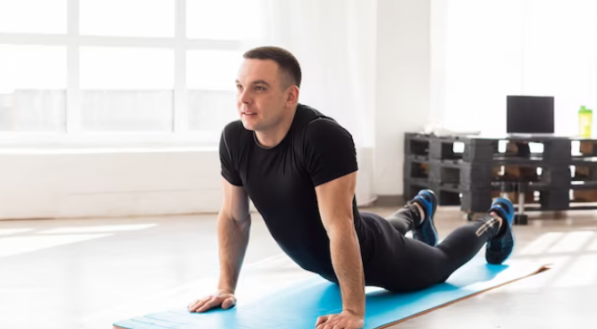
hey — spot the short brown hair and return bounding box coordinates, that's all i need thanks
[243,46,302,88]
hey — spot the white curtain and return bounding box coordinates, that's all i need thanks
[248,0,378,205]
[435,0,597,137]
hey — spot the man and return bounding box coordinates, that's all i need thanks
[187,46,516,329]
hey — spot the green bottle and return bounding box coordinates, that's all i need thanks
[579,106,593,138]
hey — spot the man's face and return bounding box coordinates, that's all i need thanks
[235,59,291,132]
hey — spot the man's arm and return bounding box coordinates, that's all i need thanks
[188,177,251,313]
[217,177,252,293]
[315,171,365,318]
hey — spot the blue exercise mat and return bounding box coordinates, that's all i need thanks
[114,259,548,329]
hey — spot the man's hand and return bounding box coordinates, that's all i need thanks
[315,310,364,329]
[187,289,236,313]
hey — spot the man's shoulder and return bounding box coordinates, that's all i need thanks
[220,120,251,155]
[306,116,345,133]
[222,120,251,142]
[303,115,351,141]
[295,104,345,134]
[222,119,246,137]
[290,104,355,164]
[295,103,329,123]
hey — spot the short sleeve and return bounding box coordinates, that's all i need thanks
[303,118,358,187]
[219,126,243,186]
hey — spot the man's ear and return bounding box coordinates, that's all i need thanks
[286,85,299,105]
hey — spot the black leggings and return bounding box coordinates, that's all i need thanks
[361,207,501,292]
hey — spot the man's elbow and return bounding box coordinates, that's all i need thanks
[325,217,356,240]
[233,213,251,231]
[218,210,251,230]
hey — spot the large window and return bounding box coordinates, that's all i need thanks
[0,0,266,145]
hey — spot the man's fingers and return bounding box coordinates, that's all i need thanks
[188,299,206,312]
[188,294,237,313]
[196,297,222,313]
[221,296,236,309]
[316,314,363,329]
[187,298,201,308]
[317,316,341,329]
[191,297,214,312]
[190,302,205,312]
[315,315,329,327]
[315,315,326,326]
[195,297,216,312]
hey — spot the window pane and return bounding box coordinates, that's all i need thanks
[80,47,174,89]
[187,50,241,132]
[80,91,173,132]
[188,90,236,132]
[80,47,174,132]
[187,0,265,40]
[0,91,66,132]
[0,0,66,34]
[80,0,174,37]
[0,45,66,132]
[187,50,242,90]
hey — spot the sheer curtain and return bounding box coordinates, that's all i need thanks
[257,0,378,205]
[435,0,597,136]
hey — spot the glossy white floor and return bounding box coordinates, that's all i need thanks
[1,206,596,329]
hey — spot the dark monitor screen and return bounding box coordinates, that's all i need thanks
[507,95,554,134]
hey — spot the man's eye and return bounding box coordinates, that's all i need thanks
[255,86,265,91]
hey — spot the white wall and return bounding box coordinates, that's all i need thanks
[0,149,222,219]
[429,0,448,124]
[374,0,432,195]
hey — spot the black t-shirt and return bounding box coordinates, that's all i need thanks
[219,104,374,281]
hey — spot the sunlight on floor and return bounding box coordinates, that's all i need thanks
[0,228,34,236]
[0,223,159,257]
[496,230,597,291]
[546,231,595,254]
[587,237,597,251]
[552,255,597,288]
[39,224,158,234]
[519,232,565,255]
[0,234,112,257]
[519,231,597,255]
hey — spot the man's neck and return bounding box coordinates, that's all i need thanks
[255,107,297,148]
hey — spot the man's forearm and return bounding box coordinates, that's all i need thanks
[328,221,365,317]
[217,212,251,293]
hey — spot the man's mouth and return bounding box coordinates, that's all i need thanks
[242,111,256,116]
